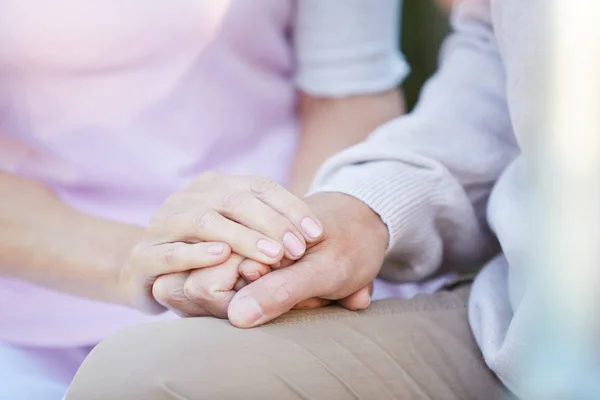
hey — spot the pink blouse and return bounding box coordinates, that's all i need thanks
[0,0,408,347]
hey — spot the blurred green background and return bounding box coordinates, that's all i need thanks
[400,0,450,111]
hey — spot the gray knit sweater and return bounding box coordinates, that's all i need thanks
[312,0,541,396]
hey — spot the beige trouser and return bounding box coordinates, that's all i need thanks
[66,283,508,400]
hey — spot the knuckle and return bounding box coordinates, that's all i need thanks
[264,213,293,235]
[249,176,279,196]
[330,259,352,291]
[161,245,179,269]
[183,278,217,303]
[220,190,250,213]
[194,209,217,231]
[153,276,185,304]
[266,275,294,304]
[183,278,231,317]
[148,208,172,229]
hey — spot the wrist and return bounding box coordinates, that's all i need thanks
[305,192,389,249]
[69,211,144,307]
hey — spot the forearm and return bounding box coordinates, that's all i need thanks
[311,0,518,280]
[0,172,142,304]
[288,89,404,195]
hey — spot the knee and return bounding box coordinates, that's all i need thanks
[66,318,251,400]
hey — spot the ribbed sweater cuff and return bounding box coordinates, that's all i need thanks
[308,161,442,250]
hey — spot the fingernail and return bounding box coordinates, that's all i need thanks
[257,239,282,258]
[361,290,372,309]
[283,232,305,257]
[234,278,247,291]
[301,217,323,239]
[207,244,224,255]
[231,297,262,327]
[365,294,372,308]
[243,271,261,282]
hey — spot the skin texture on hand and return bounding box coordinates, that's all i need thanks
[149,191,386,321]
[125,172,324,315]
[227,192,390,328]
[152,253,246,318]
[237,253,373,312]
[173,90,405,318]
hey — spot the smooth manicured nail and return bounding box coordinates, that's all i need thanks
[257,239,282,258]
[283,232,305,257]
[231,297,262,327]
[301,217,323,239]
[207,244,224,255]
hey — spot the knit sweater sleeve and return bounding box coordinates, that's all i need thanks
[309,0,519,281]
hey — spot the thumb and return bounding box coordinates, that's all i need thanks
[337,284,373,311]
[227,259,324,328]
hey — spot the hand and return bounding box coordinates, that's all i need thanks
[151,248,374,319]
[227,192,390,328]
[118,173,323,314]
[151,246,373,319]
[238,257,374,311]
[151,254,247,318]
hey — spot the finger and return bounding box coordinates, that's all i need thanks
[245,176,324,242]
[228,258,330,328]
[183,255,243,319]
[138,242,231,277]
[292,297,332,310]
[238,259,271,283]
[152,272,211,317]
[271,257,294,270]
[156,210,285,264]
[234,277,247,291]
[337,285,372,311]
[216,193,307,260]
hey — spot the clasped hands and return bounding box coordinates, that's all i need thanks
[118,173,389,328]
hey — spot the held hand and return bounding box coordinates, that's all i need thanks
[227,192,389,328]
[151,251,373,318]
[239,258,374,311]
[118,173,323,315]
[152,254,247,318]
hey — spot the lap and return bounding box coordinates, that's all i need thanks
[67,284,507,400]
[0,343,90,400]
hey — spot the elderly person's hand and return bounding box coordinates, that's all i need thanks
[147,189,376,319]
[226,192,389,328]
[118,172,324,315]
